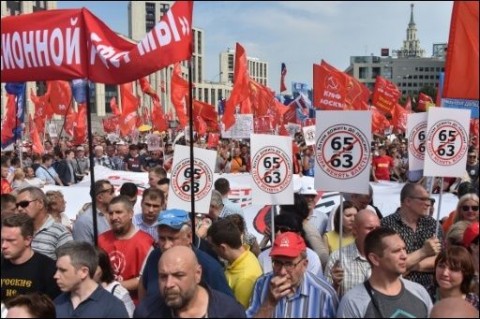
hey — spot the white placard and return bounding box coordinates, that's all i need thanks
[424,108,471,177]
[314,111,371,194]
[406,113,427,171]
[302,125,316,146]
[146,134,162,151]
[221,114,253,139]
[48,122,57,138]
[250,134,294,205]
[167,145,217,214]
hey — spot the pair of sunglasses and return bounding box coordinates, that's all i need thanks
[16,199,38,208]
[461,205,479,212]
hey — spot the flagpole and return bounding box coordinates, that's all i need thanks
[85,82,99,246]
[435,177,444,238]
[188,60,196,229]
[58,95,74,139]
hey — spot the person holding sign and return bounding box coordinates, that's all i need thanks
[323,201,357,255]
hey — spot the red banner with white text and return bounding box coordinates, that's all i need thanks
[1,1,193,84]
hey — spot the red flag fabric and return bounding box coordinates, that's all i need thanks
[443,2,479,100]
[404,96,413,113]
[371,107,391,135]
[207,133,220,149]
[171,63,189,128]
[140,106,150,125]
[1,95,17,143]
[109,97,120,116]
[151,99,169,132]
[345,75,370,110]
[417,92,435,112]
[223,43,250,130]
[30,89,53,133]
[391,103,408,134]
[313,62,347,111]
[120,83,139,116]
[47,81,72,115]
[73,103,87,144]
[249,80,274,117]
[63,106,77,137]
[1,1,193,84]
[28,114,45,155]
[139,77,160,102]
[193,100,219,132]
[119,112,138,137]
[280,63,287,93]
[102,115,120,133]
[372,76,400,115]
[283,103,297,124]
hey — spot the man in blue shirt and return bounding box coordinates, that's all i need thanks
[53,241,128,318]
[246,232,338,318]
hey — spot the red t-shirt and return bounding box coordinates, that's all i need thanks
[1,178,12,194]
[373,155,394,181]
[98,229,154,304]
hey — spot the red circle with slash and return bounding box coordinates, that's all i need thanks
[426,119,468,166]
[251,146,292,194]
[171,158,213,201]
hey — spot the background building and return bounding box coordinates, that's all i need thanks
[219,48,268,86]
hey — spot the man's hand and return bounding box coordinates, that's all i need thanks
[269,275,294,303]
[422,237,441,257]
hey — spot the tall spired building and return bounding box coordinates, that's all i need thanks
[396,3,425,58]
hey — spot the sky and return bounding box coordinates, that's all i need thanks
[57,1,454,91]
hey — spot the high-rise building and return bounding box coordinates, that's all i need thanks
[219,49,268,86]
[346,3,445,97]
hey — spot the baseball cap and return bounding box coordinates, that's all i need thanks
[463,221,479,248]
[154,209,190,229]
[270,232,306,258]
[299,186,317,196]
[76,146,85,151]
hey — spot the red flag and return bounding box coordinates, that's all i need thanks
[47,81,72,115]
[371,107,391,135]
[151,99,169,132]
[109,97,120,116]
[249,80,274,117]
[417,92,435,112]
[280,63,287,93]
[73,103,87,144]
[313,61,348,111]
[30,89,53,133]
[207,133,220,149]
[139,77,160,102]
[140,106,150,125]
[223,43,250,130]
[443,2,479,100]
[283,103,297,124]
[391,103,408,134]
[372,76,400,115]
[120,83,139,116]
[193,100,219,132]
[1,1,193,84]
[1,95,17,143]
[404,96,413,113]
[28,114,44,155]
[64,107,77,137]
[103,115,120,133]
[345,75,370,110]
[171,63,189,128]
[119,112,138,137]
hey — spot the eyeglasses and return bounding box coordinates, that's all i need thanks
[409,196,432,203]
[461,205,479,212]
[16,199,38,208]
[271,258,305,271]
[97,187,114,196]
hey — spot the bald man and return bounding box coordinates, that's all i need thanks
[134,246,245,318]
[429,297,479,318]
[325,209,381,296]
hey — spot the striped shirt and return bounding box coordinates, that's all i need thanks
[33,215,73,260]
[246,271,339,318]
[324,242,371,297]
[133,214,158,242]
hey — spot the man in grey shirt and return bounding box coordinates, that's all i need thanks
[72,180,114,245]
[337,227,432,318]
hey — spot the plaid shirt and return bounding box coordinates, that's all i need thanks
[325,242,371,297]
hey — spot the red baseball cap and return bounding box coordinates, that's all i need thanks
[463,221,479,248]
[270,232,306,258]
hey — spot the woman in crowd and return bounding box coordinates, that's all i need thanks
[428,246,479,310]
[45,190,73,231]
[452,193,479,225]
[323,200,357,254]
[4,293,56,318]
[11,168,30,192]
[94,248,135,317]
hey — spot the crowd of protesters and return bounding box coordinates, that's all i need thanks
[1,128,479,318]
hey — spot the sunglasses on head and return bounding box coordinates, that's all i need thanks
[16,199,38,208]
[461,205,479,212]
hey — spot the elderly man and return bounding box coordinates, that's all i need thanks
[246,232,338,318]
[93,145,114,169]
[137,209,232,301]
[134,246,245,318]
[325,209,380,296]
[15,187,72,260]
[381,183,443,288]
[337,227,433,318]
[98,195,154,304]
[54,241,129,318]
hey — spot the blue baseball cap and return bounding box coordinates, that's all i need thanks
[154,209,190,229]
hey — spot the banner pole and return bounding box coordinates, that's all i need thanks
[188,59,196,229]
[85,82,99,246]
[435,177,444,238]
[338,192,344,267]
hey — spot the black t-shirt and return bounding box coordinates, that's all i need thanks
[124,154,142,172]
[1,252,61,301]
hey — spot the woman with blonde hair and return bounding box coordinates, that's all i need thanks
[11,168,30,191]
[453,193,479,225]
[45,190,73,231]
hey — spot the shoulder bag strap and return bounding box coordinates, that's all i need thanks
[363,280,385,318]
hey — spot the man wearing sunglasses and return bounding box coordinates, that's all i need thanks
[247,232,338,318]
[15,187,72,260]
[72,180,114,245]
[381,183,443,288]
